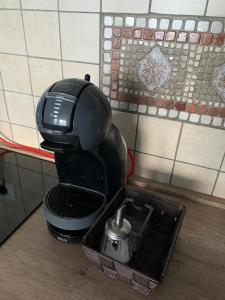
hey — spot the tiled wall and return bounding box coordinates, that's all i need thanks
[0,0,225,199]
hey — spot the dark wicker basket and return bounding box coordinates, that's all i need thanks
[82,185,185,296]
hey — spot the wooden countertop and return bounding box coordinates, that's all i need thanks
[0,181,225,300]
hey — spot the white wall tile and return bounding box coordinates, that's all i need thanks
[11,124,39,148]
[136,116,181,159]
[23,11,61,59]
[0,11,26,55]
[60,13,99,63]
[29,58,62,96]
[17,154,42,172]
[213,172,225,198]
[0,54,31,94]
[21,0,57,10]
[63,61,99,86]
[172,162,217,194]
[0,0,20,8]
[19,168,44,195]
[221,157,225,172]
[102,0,149,13]
[151,0,207,16]
[112,111,137,149]
[59,0,100,12]
[0,121,12,139]
[42,161,57,177]
[5,92,36,128]
[0,91,9,122]
[206,0,225,17]
[177,124,225,169]
[135,153,173,184]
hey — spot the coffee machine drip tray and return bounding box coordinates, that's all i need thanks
[44,183,106,242]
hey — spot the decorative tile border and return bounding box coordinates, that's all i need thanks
[101,14,225,128]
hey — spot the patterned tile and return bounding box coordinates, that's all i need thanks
[101,14,225,129]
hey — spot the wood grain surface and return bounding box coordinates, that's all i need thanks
[0,184,225,300]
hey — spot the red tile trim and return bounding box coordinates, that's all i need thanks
[165,31,176,41]
[122,28,133,38]
[133,28,142,39]
[112,50,120,60]
[214,33,225,46]
[143,29,154,40]
[112,38,121,49]
[154,31,165,41]
[111,93,222,118]
[113,28,121,37]
[188,32,201,44]
[175,102,186,111]
[202,33,213,45]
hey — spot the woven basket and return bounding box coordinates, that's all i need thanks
[82,185,185,296]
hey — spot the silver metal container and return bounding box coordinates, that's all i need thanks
[100,205,133,264]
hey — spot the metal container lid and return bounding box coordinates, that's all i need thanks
[105,217,131,240]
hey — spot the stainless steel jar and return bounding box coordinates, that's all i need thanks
[100,205,133,264]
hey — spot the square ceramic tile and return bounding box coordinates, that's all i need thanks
[21,0,57,10]
[0,54,31,94]
[42,160,57,177]
[0,10,26,55]
[43,174,59,192]
[135,153,173,184]
[60,13,99,63]
[0,121,12,139]
[102,0,149,13]
[151,0,207,15]
[23,11,61,59]
[59,0,100,12]
[206,0,225,17]
[3,164,20,187]
[112,110,138,149]
[18,168,44,195]
[213,172,225,198]
[172,162,217,194]
[22,190,42,215]
[5,92,36,128]
[11,124,39,148]
[29,58,62,96]
[0,91,9,122]
[1,150,16,165]
[136,116,181,159]
[17,154,42,173]
[0,0,20,8]
[63,61,99,86]
[177,124,225,169]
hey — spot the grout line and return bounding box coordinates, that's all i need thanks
[169,122,184,184]
[14,152,29,214]
[0,8,223,19]
[135,148,221,172]
[98,2,102,86]
[211,151,225,195]
[0,71,13,139]
[0,51,100,65]
[1,89,33,96]
[0,8,100,13]
[204,0,210,16]
[57,0,64,79]
[19,0,39,146]
[148,0,152,15]
[133,113,140,160]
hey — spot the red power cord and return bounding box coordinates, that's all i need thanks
[0,137,135,178]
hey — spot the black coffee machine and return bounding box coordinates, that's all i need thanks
[36,76,127,242]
